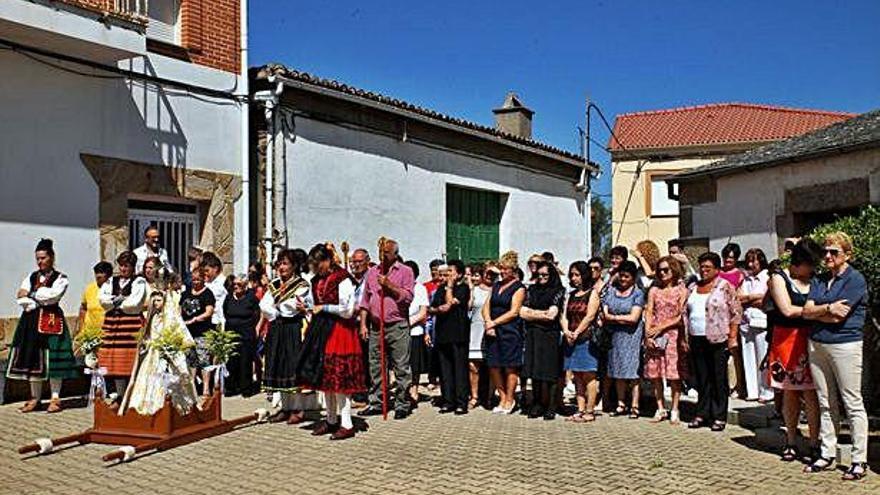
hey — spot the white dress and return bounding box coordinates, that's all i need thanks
[468,286,491,360]
[121,290,199,416]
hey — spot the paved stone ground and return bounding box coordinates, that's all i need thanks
[1,395,876,495]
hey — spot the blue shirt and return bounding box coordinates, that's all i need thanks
[808,265,867,344]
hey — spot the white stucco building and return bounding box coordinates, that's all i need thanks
[669,110,878,256]
[250,66,596,274]
[0,0,247,339]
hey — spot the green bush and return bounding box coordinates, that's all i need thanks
[809,206,880,310]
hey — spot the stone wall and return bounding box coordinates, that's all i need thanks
[81,154,240,269]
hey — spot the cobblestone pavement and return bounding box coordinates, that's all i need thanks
[1,395,876,495]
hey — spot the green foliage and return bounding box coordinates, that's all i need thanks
[204,326,239,365]
[591,196,611,259]
[73,326,104,356]
[149,323,193,361]
[809,205,880,309]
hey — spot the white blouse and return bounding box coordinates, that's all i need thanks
[17,271,69,312]
[260,277,310,321]
[99,276,148,314]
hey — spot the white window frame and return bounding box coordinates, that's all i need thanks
[647,173,679,218]
[146,0,181,45]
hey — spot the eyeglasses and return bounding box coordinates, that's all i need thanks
[823,248,842,256]
[590,266,602,271]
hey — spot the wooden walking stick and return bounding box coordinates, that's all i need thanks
[341,241,350,269]
[377,236,389,420]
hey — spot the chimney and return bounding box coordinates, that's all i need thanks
[493,92,534,139]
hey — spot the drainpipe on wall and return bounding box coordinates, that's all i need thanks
[237,0,249,272]
[253,78,284,273]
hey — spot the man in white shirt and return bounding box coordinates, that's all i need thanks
[133,224,173,274]
[200,251,227,326]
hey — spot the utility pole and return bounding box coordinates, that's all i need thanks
[585,96,592,256]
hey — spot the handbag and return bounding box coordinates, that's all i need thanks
[37,307,63,335]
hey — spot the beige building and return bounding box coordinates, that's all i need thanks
[609,103,853,251]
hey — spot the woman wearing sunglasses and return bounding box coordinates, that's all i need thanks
[801,232,869,481]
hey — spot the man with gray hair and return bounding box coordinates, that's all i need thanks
[357,239,415,419]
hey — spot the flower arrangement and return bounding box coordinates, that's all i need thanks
[74,326,104,358]
[203,326,239,365]
[149,321,193,362]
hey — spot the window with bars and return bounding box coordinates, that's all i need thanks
[128,199,199,274]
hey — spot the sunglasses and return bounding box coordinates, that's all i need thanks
[590,266,602,271]
[658,267,671,274]
[823,248,842,256]
[536,273,550,279]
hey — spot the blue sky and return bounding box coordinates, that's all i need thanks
[249,1,880,200]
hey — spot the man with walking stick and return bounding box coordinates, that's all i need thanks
[357,239,415,420]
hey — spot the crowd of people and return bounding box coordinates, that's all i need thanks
[4,224,870,480]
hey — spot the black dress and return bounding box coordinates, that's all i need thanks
[522,285,565,382]
[483,281,526,368]
[262,276,309,393]
[223,290,260,396]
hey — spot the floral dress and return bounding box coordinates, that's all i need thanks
[644,284,688,380]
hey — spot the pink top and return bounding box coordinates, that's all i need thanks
[358,261,415,325]
[685,278,743,344]
[719,269,745,289]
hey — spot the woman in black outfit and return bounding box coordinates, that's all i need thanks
[223,274,261,397]
[520,261,566,420]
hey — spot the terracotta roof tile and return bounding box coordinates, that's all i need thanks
[609,103,855,152]
[258,64,589,166]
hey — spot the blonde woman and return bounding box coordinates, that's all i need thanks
[801,232,869,481]
[483,250,526,414]
[633,239,661,287]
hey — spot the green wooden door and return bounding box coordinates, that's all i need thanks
[446,186,502,263]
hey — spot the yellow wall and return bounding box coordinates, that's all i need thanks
[610,156,719,251]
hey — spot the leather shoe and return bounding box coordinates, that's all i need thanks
[454,407,468,416]
[393,409,410,420]
[357,406,383,417]
[286,411,305,425]
[311,420,339,436]
[439,405,456,414]
[268,410,291,423]
[330,427,356,440]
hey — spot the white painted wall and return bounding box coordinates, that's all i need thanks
[0,49,242,318]
[280,117,588,281]
[689,148,880,256]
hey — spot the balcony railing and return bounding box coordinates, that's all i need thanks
[55,0,148,24]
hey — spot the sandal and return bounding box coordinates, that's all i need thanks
[650,409,668,423]
[688,417,707,429]
[710,420,726,431]
[780,445,798,462]
[609,405,627,417]
[46,398,62,414]
[629,408,640,419]
[842,463,868,481]
[803,456,834,473]
[581,412,596,422]
[669,410,680,425]
[19,399,40,413]
[566,411,585,423]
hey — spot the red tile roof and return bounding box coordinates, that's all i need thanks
[609,103,855,152]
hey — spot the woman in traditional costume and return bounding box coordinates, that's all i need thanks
[7,239,78,413]
[120,270,199,416]
[260,248,310,423]
[297,243,365,440]
[98,251,147,399]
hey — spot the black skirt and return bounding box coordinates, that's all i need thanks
[262,316,304,392]
[522,323,563,382]
[293,312,333,389]
[409,334,429,379]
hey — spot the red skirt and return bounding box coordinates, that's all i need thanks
[97,312,144,378]
[767,325,814,390]
[319,318,365,394]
